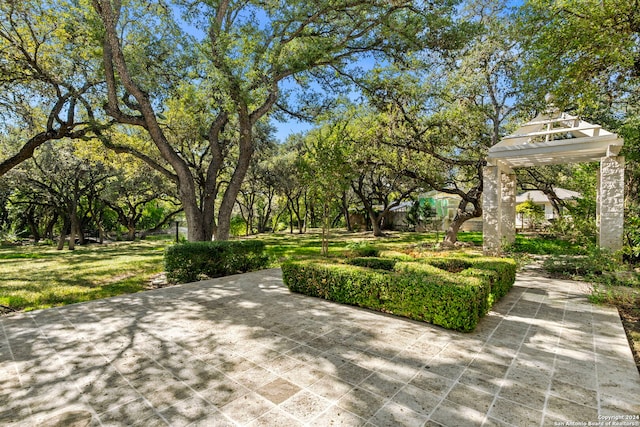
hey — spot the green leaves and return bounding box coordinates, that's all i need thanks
[282,254,516,332]
[518,0,640,109]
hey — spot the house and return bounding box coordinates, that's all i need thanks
[389,187,581,233]
[385,191,483,232]
[515,187,581,229]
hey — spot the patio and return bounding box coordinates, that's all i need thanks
[1,264,639,426]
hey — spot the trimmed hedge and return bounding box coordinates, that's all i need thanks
[165,240,269,284]
[346,257,397,271]
[421,256,516,311]
[346,242,380,257]
[281,256,516,332]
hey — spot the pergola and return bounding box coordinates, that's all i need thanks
[483,109,625,255]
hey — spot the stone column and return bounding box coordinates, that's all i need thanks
[598,156,625,252]
[483,165,502,255]
[500,172,516,246]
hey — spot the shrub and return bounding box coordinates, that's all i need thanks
[419,256,516,309]
[421,257,471,273]
[346,242,380,257]
[230,215,248,237]
[346,257,397,271]
[393,261,487,331]
[281,256,516,332]
[165,240,269,284]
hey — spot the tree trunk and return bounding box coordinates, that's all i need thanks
[127,223,136,240]
[368,208,385,237]
[271,207,283,233]
[76,221,85,245]
[321,200,330,256]
[57,216,70,250]
[342,192,352,231]
[443,217,464,245]
[182,199,212,241]
[443,196,481,246]
[25,208,40,242]
[45,212,58,240]
[68,209,78,250]
[288,205,293,234]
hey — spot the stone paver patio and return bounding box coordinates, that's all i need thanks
[1,264,639,426]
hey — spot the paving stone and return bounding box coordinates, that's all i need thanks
[278,390,332,423]
[599,393,640,416]
[159,396,219,427]
[481,416,515,427]
[498,381,547,411]
[33,406,98,427]
[553,365,598,390]
[549,378,598,408]
[256,378,301,404]
[197,378,250,408]
[488,397,543,426]
[307,374,354,402]
[332,361,374,386]
[545,396,599,423]
[457,367,504,394]
[337,387,387,420]
[247,407,304,427]
[99,398,157,426]
[423,357,467,380]
[390,384,441,415]
[368,401,429,427]
[230,365,278,390]
[409,369,454,397]
[2,267,639,426]
[130,379,192,413]
[446,383,495,414]
[308,404,366,427]
[505,366,552,392]
[429,399,486,426]
[358,371,405,399]
[280,363,326,388]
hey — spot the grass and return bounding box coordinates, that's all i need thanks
[0,230,482,313]
[0,238,170,312]
[507,233,589,256]
[257,229,483,262]
[1,228,638,371]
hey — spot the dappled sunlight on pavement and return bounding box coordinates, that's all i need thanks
[1,267,639,426]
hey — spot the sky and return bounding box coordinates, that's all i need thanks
[173,0,526,143]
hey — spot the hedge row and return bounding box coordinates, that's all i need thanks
[281,256,516,332]
[165,240,269,284]
[345,257,397,271]
[421,257,516,308]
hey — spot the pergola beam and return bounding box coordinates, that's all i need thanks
[483,110,625,255]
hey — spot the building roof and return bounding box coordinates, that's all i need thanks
[516,188,581,204]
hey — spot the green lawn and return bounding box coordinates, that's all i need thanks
[0,230,482,313]
[257,229,483,262]
[3,229,638,371]
[0,238,169,312]
[5,228,633,314]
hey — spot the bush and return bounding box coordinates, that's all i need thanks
[165,240,269,284]
[346,242,380,257]
[346,257,397,271]
[281,256,516,332]
[230,215,248,237]
[420,257,471,273]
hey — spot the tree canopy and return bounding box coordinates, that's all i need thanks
[1,0,640,254]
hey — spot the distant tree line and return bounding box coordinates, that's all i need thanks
[1,0,639,258]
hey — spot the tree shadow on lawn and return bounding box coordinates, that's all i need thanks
[0,243,165,311]
[1,268,638,426]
